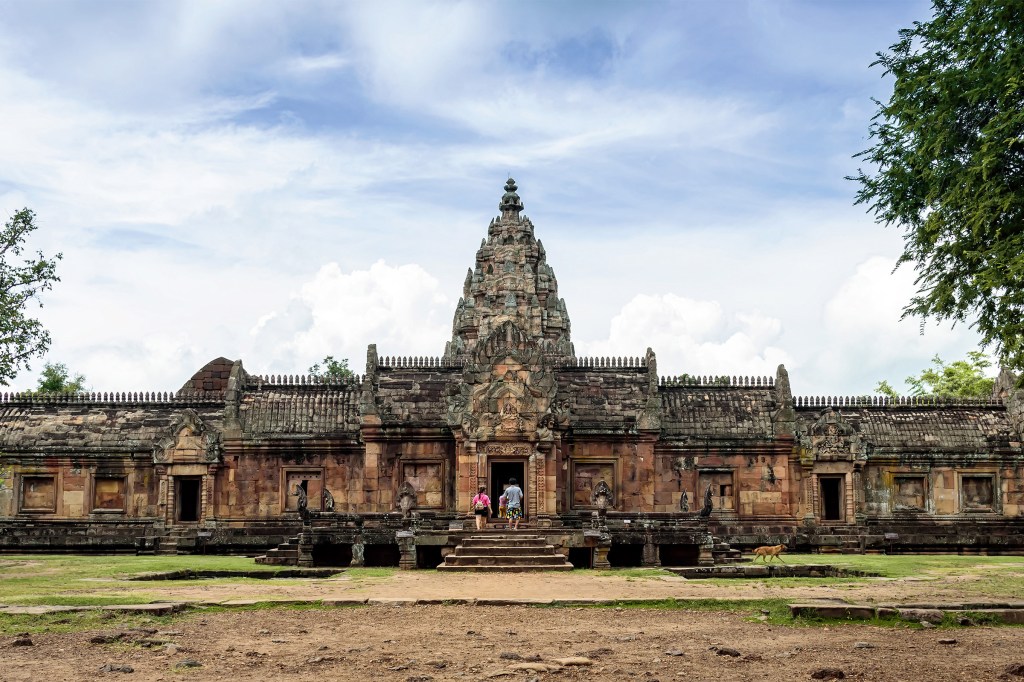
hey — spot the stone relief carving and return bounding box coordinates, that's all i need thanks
[444,320,559,442]
[802,407,862,460]
[396,480,417,517]
[699,484,713,517]
[153,408,220,464]
[591,480,613,510]
[480,442,534,457]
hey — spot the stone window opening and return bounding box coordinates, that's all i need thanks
[697,471,735,512]
[892,475,927,512]
[401,462,443,509]
[960,474,996,512]
[284,470,323,512]
[571,461,615,510]
[20,475,57,513]
[92,476,127,513]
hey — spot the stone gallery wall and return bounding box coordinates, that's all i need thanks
[0,180,1022,556]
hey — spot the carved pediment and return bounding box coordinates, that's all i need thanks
[804,408,860,460]
[446,322,560,442]
[153,409,221,464]
[474,320,540,365]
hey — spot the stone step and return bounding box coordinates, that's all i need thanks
[438,533,571,571]
[442,554,570,567]
[436,563,574,572]
[264,548,298,559]
[452,545,556,556]
[460,538,548,548]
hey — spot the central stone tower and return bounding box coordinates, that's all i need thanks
[443,178,574,362]
[444,179,573,521]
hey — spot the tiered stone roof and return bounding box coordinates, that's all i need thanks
[445,178,573,362]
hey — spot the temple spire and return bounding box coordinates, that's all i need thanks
[443,178,574,362]
[499,177,524,218]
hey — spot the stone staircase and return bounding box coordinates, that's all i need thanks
[711,537,743,564]
[437,534,574,572]
[155,526,190,556]
[255,536,301,565]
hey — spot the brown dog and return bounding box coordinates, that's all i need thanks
[752,544,787,563]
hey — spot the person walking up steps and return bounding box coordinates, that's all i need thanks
[471,485,490,531]
[504,477,523,530]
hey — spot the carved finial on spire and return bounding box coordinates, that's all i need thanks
[499,177,524,217]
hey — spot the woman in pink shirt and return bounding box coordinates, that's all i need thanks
[471,485,491,530]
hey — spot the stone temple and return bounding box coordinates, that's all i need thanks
[1,179,1023,567]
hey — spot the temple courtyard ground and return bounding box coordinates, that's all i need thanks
[2,554,1024,681]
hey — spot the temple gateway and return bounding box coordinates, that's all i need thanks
[1,179,1023,567]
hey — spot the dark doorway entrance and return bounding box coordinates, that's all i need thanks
[820,477,843,521]
[489,460,526,518]
[176,477,201,522]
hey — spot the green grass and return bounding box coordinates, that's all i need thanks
[0,608,178,636]
[3,553,1024,626]
[769,552,1024,579]
[0,554,285,606]
[585,567,674,579]
[752,553,1024,597]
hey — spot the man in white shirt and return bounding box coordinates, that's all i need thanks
[504,477,524,530]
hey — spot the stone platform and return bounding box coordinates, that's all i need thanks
[437,533,574,571]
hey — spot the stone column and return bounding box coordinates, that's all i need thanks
[362,442,382,512]
[528,449,538,519]
[642,538,661,567]
[593,545,611,569]
[698,534,715,566]
[804,471,817,525]
[637,440,657,511]
[297,531,314,568]
[396,530,416,570]
[349,536,365,567]
[456,440,476,521]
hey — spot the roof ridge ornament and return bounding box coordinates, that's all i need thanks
[499,177,524,217]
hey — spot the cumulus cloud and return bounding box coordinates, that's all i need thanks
[578,293,792,380]
[0,1,987,398]
[806,256,984,395]
[247,260,453,375]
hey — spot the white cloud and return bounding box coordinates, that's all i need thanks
[0,1,988,400]
[579,293,792,380]
[246,260,452,375]
[806,256,984,395]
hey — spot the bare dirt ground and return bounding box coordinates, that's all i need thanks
[4,570,1024,682]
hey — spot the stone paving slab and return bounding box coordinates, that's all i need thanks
[790,602,1024,624]
[365,598,417,606]
[217,599,310,607]
[100,603,187,616]
[0,604,95,615]
[321,598,370,606]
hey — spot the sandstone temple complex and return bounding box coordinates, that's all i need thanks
[1,179,1023,566]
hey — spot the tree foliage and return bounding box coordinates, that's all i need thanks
[35,362,86,394]
[308,355,353,381]
[875,351,994,398]
[0,209,62,385]
[852,0,1024,372]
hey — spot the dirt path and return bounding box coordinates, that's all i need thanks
[4,603,1023,681]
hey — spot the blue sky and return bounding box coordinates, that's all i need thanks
[0,0,987,395]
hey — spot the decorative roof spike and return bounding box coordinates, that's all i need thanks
[499,177,524,215]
